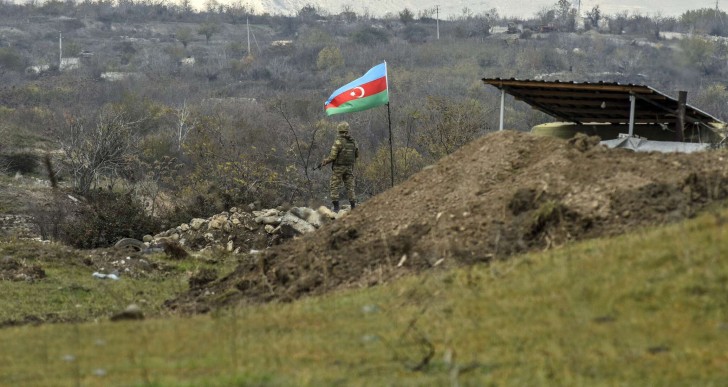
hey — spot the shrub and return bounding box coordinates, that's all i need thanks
[316,46,344,71]
[61,191,159,249]
[0,47,24,72]
[1,152,39,175]
[351,26,390,46]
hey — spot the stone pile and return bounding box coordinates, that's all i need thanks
[0,215,39,238]
[147,205,342,253]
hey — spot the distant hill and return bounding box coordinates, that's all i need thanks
[233,0,698,18]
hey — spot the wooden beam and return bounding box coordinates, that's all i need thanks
[675,91,687,142]
[569,117,678,124]
[526,97,633,107]
[547,107,662,116]
[509,89,663,100]
[483,79,656,94]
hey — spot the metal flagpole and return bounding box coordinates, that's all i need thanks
[499,89,505,131]
[387,102,394,188]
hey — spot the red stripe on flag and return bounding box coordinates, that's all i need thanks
[325,77,387,109]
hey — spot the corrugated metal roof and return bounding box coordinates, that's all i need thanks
[482,78,723,127]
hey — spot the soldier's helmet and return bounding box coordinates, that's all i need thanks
[337,121,350,133]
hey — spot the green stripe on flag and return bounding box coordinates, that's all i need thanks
[326,91,389,116]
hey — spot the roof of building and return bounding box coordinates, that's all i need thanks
[482,78,724,127]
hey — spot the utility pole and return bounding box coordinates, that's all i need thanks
[246,17,251,57]
[435,5,440,40]
[58,32,62,69]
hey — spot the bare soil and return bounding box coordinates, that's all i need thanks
[164,131,728,312]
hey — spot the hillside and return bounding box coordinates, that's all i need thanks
[166,131,728,312]
[238,0,697,18]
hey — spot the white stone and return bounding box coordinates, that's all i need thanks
[317,206,337,219]
[190,218,206,230]
[279,213,316,236]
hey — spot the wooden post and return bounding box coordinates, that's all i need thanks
[676,91,687,142]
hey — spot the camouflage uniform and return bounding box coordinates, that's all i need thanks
[321,123,359,203]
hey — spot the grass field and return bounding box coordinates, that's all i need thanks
[1,208,727,386]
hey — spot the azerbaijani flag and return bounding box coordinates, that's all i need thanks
[324,62,389,116]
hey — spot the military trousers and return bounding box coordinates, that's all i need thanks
[329,164,355,201]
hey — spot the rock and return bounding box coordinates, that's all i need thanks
[230,207,238,213]
[226,240,234,252]
[290,207,313,221]
[208,218,224,230]
[231,218,241,226]
[190,218,206,230]
[306,211,326,228]
[243,218,259,231]
[110,304,144,321]
[142,235,153,243]
[264,224,276,234]
[179,223,190,232]
[248,203,256,211]
[317,206,337,219]
[279,213,316,237]
[255,216,282,225]
[204,233,215,241]
[170,233,180,241]
[253,209,279,218]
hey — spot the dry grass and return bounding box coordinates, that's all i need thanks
[1,208,727,386]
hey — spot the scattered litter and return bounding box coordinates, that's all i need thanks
[361,304,380,314]
[92,271,120,280]
[397,254,407,267]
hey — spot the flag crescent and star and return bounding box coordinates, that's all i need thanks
[324,62,389,116]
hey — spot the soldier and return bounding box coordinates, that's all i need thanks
[317,121,359,212]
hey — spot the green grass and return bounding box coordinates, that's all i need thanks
[1,209,728,386]
[0,240,233,325]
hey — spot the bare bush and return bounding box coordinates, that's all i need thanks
[56,105,142,195]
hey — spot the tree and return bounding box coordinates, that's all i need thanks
[316,46,344,71]
[555,0,576,32]
[176,27,193,49]
[57,106,142,195]
[298,4,320,23]
[678,37,721,75]
[417,97,491,159]
[399,8,414,25]
[173,100,197,150]
[198,22,221,45]
[340,5,357,22]
[586,5,601,29]
[362,146,425,195]
[351,26,390,46]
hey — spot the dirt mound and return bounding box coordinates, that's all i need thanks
[166,131,728,312]
[0,256,46,282]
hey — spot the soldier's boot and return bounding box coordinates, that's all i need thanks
[349,200,356,209]
[332,201,340,213]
